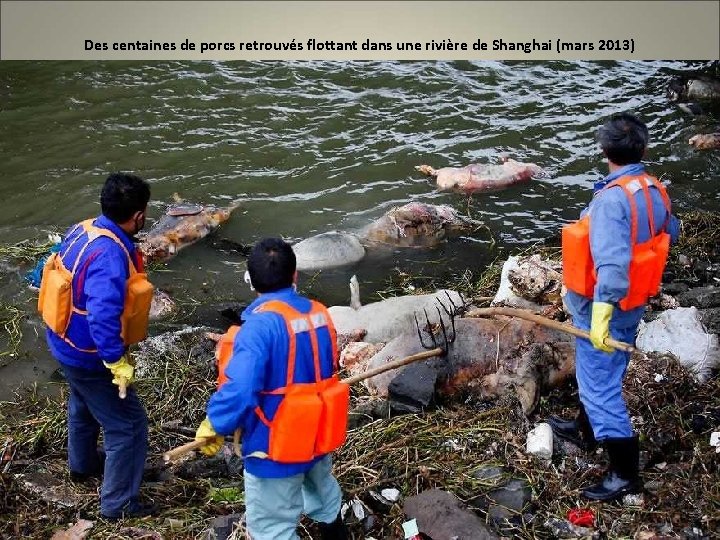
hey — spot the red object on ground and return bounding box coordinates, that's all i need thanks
[567,508,595,527]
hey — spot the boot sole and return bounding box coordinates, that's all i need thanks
[581,483,640,502]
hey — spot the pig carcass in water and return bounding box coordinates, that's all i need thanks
[138,198,239,264]
[415,156,545,194]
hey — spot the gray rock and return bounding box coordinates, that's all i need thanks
[15,472,84,508]
[347,400,391,430]
[174,452,243,480]
[677,286,720,309]
[643,480,662,493]
[403,489,499,540]
[362,513,377,533]
[472,465,506,483]
[487,503,513,522]
[544,518,597,539]
[681,526,709,540]
[484,479,532,518]
[388,361,438,413]
[663,282,690,296]
[204,514,246,540]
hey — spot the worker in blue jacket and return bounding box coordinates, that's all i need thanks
[45,173,156,519]
[195,238,347,540]
[551,113,680,501]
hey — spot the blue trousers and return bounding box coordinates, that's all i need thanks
[573,318,638,441]
[62,363,148,516]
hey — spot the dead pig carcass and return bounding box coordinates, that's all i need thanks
[360,316,575,415]
[492,254,565,319]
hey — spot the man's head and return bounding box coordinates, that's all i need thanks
[101,173,151,235]
[247,237,297,293]
[596,113,649,166]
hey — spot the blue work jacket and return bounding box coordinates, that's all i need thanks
[206,287,337,478]
[46,215,140,370]
[565,163,680,328]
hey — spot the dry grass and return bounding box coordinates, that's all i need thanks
[2,339,718,539]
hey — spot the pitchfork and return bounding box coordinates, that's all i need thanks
[163,294,462,461]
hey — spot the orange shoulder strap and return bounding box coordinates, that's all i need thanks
[605,177,639,245]
[645,175,672,231]
[256,299,330,388]
[637,176,657,237]
[82,220,136,275]
[310,300,339,371]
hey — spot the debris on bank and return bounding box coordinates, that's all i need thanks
[1,211,719,539]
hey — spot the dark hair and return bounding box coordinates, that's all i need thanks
[100,173,151,223]
[247,237,296,293]
[596,113,649,166]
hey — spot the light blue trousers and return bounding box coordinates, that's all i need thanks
[244,455,343,540]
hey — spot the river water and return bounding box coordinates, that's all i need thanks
[1,60,718,398]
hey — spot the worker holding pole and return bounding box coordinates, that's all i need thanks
[552,113,681,501]
[194,237,348,540]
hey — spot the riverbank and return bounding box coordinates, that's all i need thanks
[1,210,719,539]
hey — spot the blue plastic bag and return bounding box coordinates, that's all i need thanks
[25,242,61,289]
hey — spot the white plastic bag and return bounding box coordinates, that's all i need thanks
[636,307,720,382]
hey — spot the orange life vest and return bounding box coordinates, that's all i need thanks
[37,219,154,348]
[562,174,672,311]
[214,299,350,463]
[215,325,241,388]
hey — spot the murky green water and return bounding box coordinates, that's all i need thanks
[1,60,719,397]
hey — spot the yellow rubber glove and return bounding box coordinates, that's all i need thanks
[103,354,135,387]
[195,417,224,456]
[590,302,615,353]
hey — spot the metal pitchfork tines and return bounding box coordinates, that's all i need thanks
[414,292,462,356]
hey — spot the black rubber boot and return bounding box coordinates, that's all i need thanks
[581,436,640,501]
[317,512,348,540]
[548,404,597,451]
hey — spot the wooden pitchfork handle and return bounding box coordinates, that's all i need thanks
[341,347,444,385]
[464,307,636,353]
[163,347,449,461]
[163,428,242,462]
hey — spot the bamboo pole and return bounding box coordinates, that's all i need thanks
[465,306,635,353]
